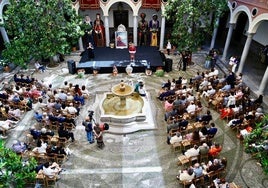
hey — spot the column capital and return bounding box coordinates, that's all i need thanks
[245,32,255,37]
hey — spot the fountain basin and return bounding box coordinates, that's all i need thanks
[100,93,146,124]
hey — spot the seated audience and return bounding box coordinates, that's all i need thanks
[208,143,222,158]
[176,167,195,181]
[207,123,218,139]
[167,132,183,145]
[11,140,28,154]
[42,162,62,179]
[58,125,75,142]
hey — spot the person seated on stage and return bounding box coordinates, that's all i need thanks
[87,42,94,60]
[128,42,136,61]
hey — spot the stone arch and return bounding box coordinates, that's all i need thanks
[0,0,10,24]
[230,5,252,27]
[249,13,268,33]
[100,0,142,17]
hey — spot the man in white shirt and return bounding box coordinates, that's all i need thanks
[67,103,78,115]
[42,162,62,179]
[184,145,200,157]
[186,101,196,114]
[169,132,183,145]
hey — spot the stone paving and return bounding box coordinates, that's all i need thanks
[2,49,268,188]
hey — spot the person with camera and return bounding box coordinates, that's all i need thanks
[93,123,104,149]
[82,115,94,144]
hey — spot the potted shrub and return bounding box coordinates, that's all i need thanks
[0,140,37,187]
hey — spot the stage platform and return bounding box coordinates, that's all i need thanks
[76,46,165,74]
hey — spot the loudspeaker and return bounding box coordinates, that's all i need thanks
[159,51,166,63]
[165,58,173,72]
[67,60,76,74]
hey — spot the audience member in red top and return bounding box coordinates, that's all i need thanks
[208,143,222,158]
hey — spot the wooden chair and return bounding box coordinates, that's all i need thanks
[192,175,205,187]
[207,170,219,185]
[34,154,48,165]
[188,155,199,165]
[56,154,67,164]
[58,137,69,147]
[46,154,56,163]
[168,128,178,137]
[181,140,191,150]
[44,175,57,187]
[178,179,193,188]
[63,122,75,131]
[170,142,182,152]
[177,155,190,166]
[199,153,209,163]
[35,170,46,187]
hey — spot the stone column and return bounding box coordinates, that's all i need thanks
[78,37,83,51]
[210,17,219,50]
[237,33,254,74]
[222,23,235,61]
[159,16,166,50]
[258,66,268,95]
[104,16,110,47]
[133,16,138,46]
[0,27,10,43]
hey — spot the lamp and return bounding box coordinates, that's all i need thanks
[117,2,123,12]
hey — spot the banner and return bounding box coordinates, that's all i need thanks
[79,0,100,9]
[142,0,161,9]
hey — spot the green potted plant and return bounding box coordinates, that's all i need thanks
[0,140,37,187]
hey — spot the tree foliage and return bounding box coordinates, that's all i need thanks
[0,140,37,188]
[244,114,268,174]
[164,0,228,52]
[1,0,83,67]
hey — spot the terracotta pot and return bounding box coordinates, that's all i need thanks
[4,66,10,72]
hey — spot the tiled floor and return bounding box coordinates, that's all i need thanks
[2,48,268,188]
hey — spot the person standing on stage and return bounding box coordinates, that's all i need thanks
[94,13,105,47]
[138,13,148,46]
[149,14,160,46]
[82,15,94,48]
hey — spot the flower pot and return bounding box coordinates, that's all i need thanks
[125,65,133,75]
[72,47,77,52]
[4,66,10,72]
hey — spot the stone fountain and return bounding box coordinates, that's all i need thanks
[98,80,156,134]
